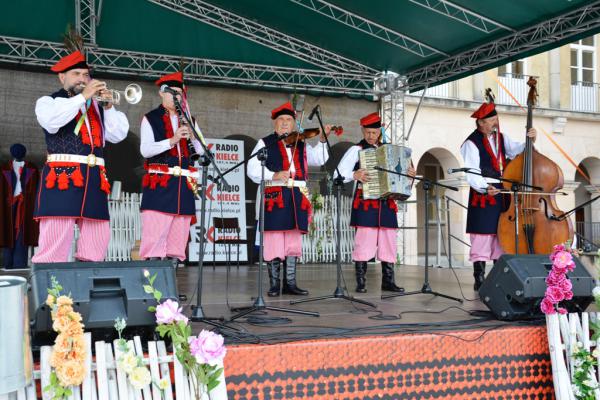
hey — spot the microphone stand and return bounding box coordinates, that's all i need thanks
[172,96,233,328]
[290,107,376,308]
[219,133,319,320]
[375,167,463,303]
[550,195,600,221]
[459,169,541,255]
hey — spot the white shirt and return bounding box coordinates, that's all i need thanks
[140,115,203,159]
[12,160,24,196]
[460,132,526,193]
[247,136,329,184]
[35,93,129,144]
[334,145,362,183]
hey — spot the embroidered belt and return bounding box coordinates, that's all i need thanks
[148,166,200,179]
[265,180,307,188]
[47,153,105,167]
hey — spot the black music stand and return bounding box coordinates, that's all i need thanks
[171,96,235,330]
[229,147,319,320]
[290,106,375,309]
[376,168,463,303]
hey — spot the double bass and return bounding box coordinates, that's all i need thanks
[497,77,572,254]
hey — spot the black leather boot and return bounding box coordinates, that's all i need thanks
[355,261,368,293]
[282,256,308,295]
[473,261,486,291]
[267,258,281,297]
[381,262,404,292]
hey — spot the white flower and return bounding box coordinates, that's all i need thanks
[573,357,583,368]
[593,348,600,358]
[158,378,170,390]
[118,352,139,374]
[129,366,152,390]
[583,379,596,388]
[572,384,582,397]
[143,269,150,278]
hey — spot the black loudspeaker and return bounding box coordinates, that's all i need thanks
[479,254,595,320]
[29,260,178,334]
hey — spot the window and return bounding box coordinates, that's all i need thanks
[498,60,525,77]
[570,36,596,85]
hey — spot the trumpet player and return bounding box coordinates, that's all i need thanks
[33,50,129,263]
[139,71,202,264]
[335,112,415,293]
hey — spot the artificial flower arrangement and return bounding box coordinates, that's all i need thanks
[143,269,226,399]
[113,317,170,392]
[542,244,600,399]
[44,277,87,400]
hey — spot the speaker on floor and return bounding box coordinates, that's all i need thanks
[29,260,178,335]
[479,254,595,320]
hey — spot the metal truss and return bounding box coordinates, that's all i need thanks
[289,0,446,58]
[406,0,600,90]
[75,0,97,44]
[408,0,514,34]
[0,35,373,96]
[380,85,408,264]
[146,0,375,75]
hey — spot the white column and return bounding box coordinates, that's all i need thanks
[549,48,561,109]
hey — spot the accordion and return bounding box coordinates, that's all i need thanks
[358,144,412,200]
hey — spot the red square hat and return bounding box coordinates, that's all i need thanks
[271,102,296,120]
[360,112,381,128]
[155,71,184,89]
[471,102,497,119]
[50,51,88,73]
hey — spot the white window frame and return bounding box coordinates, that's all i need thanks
[498,59,527,77]
[570,37,597,85]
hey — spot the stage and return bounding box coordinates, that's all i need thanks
[0,262,556,398]
[178,263,554,399]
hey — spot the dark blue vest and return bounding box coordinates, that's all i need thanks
[349,140,399,229]
[140,106,196,216]
[261,133,310,232]
[34,90,110,220]
[465,130,508,234]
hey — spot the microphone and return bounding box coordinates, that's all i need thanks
[308,105,319,121]
[160,84,181,96]
[447,167,472,173]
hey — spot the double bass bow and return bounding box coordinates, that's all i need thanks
[497,77,573,254]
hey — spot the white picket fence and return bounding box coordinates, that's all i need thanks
[107,193,142,262]
[102,192,364,264]
[301,195,354,263]
[1,333,227,400]
[547,312,600,399]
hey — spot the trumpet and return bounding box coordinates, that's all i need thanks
[90,83,143,105]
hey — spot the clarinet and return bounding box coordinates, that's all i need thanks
[174,101,200,163]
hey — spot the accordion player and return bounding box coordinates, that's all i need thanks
[334,111,415,294]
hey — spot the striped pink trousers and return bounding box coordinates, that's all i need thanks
[139,210,192,261]
[32,218,110,263]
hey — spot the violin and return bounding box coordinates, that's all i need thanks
[282,126,343,145]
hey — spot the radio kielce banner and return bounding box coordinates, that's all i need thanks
[188,139,247,262]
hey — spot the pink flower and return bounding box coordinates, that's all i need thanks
[553,251,573,271]
[188,330,227,365]
[552,244,566,253]
[546,271,566,286]
[557,307,568,315]
[563,290,574,301]
[558,278,573,293]
[545,285,565,304]
[540,297,556,314]
[155,299,188,325]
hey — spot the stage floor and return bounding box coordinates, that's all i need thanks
[176,262,533,342]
